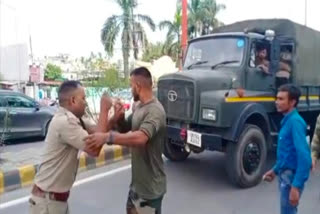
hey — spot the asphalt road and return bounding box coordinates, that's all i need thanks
[1,138,44,153]
[1,151,320,214]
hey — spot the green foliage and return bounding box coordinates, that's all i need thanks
[142,42,165,62]
[101,0,155,78]
[44,63,63,80]
[80,54,127,91]
[158,8,182,64]
[188,0,226,38]
[0,107,12,145]
[82,53,111,73]
[157,0,226,66]
[86,67,129,92]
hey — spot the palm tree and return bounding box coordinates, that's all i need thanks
[159,9,182,65]
[101,0,155,79]
[188,0,204,38]
[201,0,225,34]
[142,42,165,62]
[188,0,225,38]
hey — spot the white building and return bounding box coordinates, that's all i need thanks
[0,1,29,88]
[42,54,86,81]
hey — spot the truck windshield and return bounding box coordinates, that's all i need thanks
[184,37,245,70]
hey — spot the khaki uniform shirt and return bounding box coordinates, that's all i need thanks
[34,107,93,193]
[311,115,320,159]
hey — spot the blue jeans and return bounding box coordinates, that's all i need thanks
[278,170,304,214]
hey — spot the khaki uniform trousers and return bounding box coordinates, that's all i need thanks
[29,195,69,214]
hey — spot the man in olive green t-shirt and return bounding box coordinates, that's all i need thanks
[85,67,167,214]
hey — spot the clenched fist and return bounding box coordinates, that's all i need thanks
[100,92,113,112]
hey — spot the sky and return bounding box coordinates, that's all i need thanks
[1,0,319,60]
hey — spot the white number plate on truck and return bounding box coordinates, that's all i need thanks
[187,130,202,147]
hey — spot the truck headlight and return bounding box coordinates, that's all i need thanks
[202,108,216,121]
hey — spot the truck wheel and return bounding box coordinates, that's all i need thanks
[226,124,267,188]
[163,139,190,161]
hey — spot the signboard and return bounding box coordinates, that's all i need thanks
[29,65,41,83]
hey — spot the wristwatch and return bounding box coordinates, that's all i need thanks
[106,131,114,145]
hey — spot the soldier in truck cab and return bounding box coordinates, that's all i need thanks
[276,47,292,87]
[255,46,270,75]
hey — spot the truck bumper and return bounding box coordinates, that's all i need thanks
[167,125,224,151]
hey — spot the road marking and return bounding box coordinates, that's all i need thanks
[0,196,30,210]
[0,164,131,210]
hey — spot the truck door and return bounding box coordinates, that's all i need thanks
[276,41,294,88]
[245,40,275,92]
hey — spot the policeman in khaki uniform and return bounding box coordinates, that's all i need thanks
[311,115,320,170]
[29,80,111,214]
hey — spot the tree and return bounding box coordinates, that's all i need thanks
[100,67,129,91]
[44,63,63,81]
[188,0,204,38]
[0,73,11,147]
[188,0,225,38]
[86,67,129,91]
[0,100,11,147]
[159,8,182,65]
[142,42,165,62]
[101,0,156,79]
[89,52,110,72]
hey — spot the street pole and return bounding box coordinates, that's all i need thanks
[14,10,21,90]
[29,33,34,64]
[181,0,188,70]
[131,1,135,68]
[304,0,307,26]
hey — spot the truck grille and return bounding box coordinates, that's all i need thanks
[158,80,195,120]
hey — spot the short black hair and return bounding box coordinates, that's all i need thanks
[130,67,152,86]
[58,80,82,103]
[257,45,267,52]
[278,84,301,107]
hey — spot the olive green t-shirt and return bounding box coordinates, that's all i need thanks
[130,98,167,200]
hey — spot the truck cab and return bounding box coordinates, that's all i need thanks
[158,19,320,188]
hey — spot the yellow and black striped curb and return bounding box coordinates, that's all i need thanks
[0,145,130,194]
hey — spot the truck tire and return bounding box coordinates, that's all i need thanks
[226,124,267,188]
[163,139,190,161]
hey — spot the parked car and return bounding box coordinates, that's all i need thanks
[0,90,57,143]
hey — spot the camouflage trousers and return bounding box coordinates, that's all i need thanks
[126,189,163,214]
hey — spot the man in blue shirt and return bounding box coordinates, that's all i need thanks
[263,84,311,214]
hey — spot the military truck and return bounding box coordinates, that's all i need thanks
[157,19,320,188]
